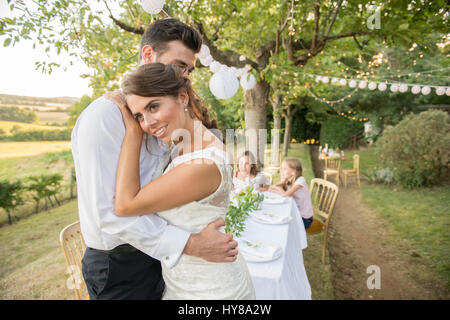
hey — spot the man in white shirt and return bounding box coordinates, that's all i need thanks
[71,18,238,300]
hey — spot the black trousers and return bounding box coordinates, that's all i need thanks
[81,244,164,300]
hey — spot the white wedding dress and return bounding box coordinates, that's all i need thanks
[157,146,255,300]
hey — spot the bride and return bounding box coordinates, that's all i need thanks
[105,63,255,300]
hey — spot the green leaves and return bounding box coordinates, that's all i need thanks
[225,186,264,237]
[3,38,11,47]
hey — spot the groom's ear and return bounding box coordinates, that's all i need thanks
[141,45,156,64]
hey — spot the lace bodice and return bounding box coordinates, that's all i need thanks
[156,146,233,233]
[155,145,255,300]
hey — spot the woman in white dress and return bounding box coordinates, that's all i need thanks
[105,63,255,300]
[233,151,270,192]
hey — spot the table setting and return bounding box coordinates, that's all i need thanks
[228,187,311,299]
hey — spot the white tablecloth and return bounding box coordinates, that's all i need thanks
[239,196,311,300]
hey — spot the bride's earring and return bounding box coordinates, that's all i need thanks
[184,104,188,112]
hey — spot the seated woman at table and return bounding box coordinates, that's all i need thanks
[232,151,270,192]
[268,158,314,229]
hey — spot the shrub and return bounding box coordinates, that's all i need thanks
[320,116,364,149]
[375,110,450,188]
[0,180,24,225]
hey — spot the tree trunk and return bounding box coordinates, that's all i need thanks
[244,79,270,167]
[271,95,282,166]
[283,110,293,157]
[6,209,12,225]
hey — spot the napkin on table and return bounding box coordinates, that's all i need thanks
[237,237,282,260]
[251,210,291,224]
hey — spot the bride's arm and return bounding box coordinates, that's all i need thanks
[105,91,221,217]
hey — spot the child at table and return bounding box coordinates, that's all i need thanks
[232,150,270,192]
[268,158,314,229]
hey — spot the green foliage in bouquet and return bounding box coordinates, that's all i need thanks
[225,186,264,237]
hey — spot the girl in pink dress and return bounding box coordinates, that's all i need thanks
[268,158,314,229]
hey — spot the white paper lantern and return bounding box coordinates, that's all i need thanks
[411,85,421,94]
[209,60,221,73]
[421,86,431,95]
[141,0,165,14]
[198,44,210,59]
[209,71,239,99]
[321,76,329,84]
[378,82,387,91]
[199,54,213,66]
[349,80,357,88]
[359,80,367,89]
[446,87,450,96]
[390,84,399,92]
[331,77,338,84]
[339,79,347,86]
[316,76,322,83]
[240,73,257,91]
[368,82,377,90]
[239,55,246,61]
[399,84,408,93]
[436,87,445,96]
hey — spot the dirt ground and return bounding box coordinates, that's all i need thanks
[309,146,448,300]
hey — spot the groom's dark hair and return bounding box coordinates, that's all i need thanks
[139,18,202,62]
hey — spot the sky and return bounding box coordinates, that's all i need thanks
[0,1,92,98]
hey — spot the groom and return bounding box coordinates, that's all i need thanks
[71,18,238,300]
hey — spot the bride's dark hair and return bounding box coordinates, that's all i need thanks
[122,63,218,130]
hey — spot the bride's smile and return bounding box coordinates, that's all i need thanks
[126,93,191,144]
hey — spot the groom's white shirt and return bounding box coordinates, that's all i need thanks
[71,96,190,268]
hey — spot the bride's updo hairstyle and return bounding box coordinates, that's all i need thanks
[122,63,218,130]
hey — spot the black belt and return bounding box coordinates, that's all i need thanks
[92,244,139,254]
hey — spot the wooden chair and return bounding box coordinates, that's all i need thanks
[306,178,339,264]
[261,171,273,185]
[264,149,282,174]
[343,154,360,187]
[59,220,89,300]
[323,157,341,186]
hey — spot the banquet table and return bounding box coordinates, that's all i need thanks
[238,193,312,300]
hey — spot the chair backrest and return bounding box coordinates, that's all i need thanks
[309,178,339,222]
[261,171,273,185]
[325,157,341,171]
[59,220,88,300]
[353,154,360,173]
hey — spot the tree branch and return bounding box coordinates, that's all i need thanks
[192,20,260,70]
[311,1,320,50]
[109,15,144,34]
[323,0,343,39]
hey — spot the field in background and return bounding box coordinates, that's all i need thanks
[36,112,69,125]
[0,141,71,159]
[0,121,64,135]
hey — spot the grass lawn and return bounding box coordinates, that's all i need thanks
[0,200,79,299]
[343,146,450,289]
